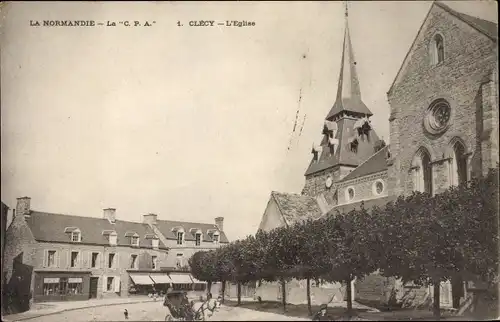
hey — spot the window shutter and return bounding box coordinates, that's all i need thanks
[116,253,119,269]
[88,252,91,269]
[67,250,70,268]
[57,250,61,268]
[114,276,120,292]
[103,275,107,292]
[43,249,47,267]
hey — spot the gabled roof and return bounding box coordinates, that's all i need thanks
[305,117,381,176]
[154,220,229,243]
[436,1,497,41]
[326,12,372,119]
[25,211,168,249]
[326,195,397,217]
[341,145,389,182]
[388,1,498,95]
[271,191,322,226]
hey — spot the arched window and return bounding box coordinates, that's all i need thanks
[430,34,445,65]
[451,141,467,186]
[421,150,433,194]
[412,148,433,195]
[435,34,444,63]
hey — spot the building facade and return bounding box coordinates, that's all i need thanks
[2,197,229,305]
[256,1,498,310]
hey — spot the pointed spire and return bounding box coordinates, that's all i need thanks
[326,1,372,120]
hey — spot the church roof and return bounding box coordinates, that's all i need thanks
[436,1,497,41]
[271,191,322,226]
[325,12,373,120]
[304,117,381,176]
[340,145,389,182]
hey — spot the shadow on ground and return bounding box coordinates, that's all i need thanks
[222,300,370,320]
[221,300,475,321]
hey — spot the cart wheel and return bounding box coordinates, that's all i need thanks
[165,314,173,321]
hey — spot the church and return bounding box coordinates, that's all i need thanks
[256,1,498,309]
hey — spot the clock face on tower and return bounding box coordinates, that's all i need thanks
[325,176,333,188]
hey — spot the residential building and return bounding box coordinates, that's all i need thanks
[256,1,498,311]
[2,197,229,306]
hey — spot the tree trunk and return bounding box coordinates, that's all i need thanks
[306,277,312,316]
[451,276,463,309]
[433,282,441,319]
[237,282,241,306]
[346,279,353,315]
[281,278,287,312]
[221,280,226,304]
[207,281,212,297]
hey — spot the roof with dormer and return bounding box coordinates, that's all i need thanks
[305,117,381,176]
[25,211,166,249]
[154,219,229,243]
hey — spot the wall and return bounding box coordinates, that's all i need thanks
[303,168,341,197]
[387,4,498,197]
[258,198,286,232]
[335,171,388,205]
[31,241,169,299]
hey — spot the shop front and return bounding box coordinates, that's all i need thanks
[34,270,91,302]
[168,272,193,291]
[149,273,172,294]
[128,273,155,295]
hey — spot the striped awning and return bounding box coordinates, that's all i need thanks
[130,274,154,285]
[168,273,193,284]
[149,274,172,284]
[190,276,206,284]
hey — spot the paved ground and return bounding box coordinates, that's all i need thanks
[8,301,309,321]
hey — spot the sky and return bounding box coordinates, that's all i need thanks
[1,1,498,241]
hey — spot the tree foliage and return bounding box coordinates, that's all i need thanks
[188,166,498,316]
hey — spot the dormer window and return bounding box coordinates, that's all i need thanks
[430,34,445,65]
[109,232,117,246]
[65,227,82,242]
[71,231,81,242]
[195,233,202,246]
[213,233,220,245]
[152,238,159,249]
[131,236,139,247]
[312,144,322,162]
[347,137,358,153]
[177,231,184,245]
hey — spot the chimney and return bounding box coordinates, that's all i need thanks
[16,197,31,218]
[103,208,116,224]
[215,217,224,232]
[143,213,158,225]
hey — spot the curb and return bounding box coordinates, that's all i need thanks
[4,298,157,321]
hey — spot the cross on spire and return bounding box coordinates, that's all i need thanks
[345,1,349,17]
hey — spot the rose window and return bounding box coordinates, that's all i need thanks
[424,99,452,135]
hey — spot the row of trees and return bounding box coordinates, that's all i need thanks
[189,166,499,318]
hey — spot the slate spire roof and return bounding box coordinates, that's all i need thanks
[326,4,373,120]
[305,4,381,177]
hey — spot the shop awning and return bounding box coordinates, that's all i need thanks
[129,274,154,285]
[190,276,206,284]
[149,274,172,284]
[168,273,193,284]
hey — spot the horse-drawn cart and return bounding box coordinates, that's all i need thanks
[163,290,204,321]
